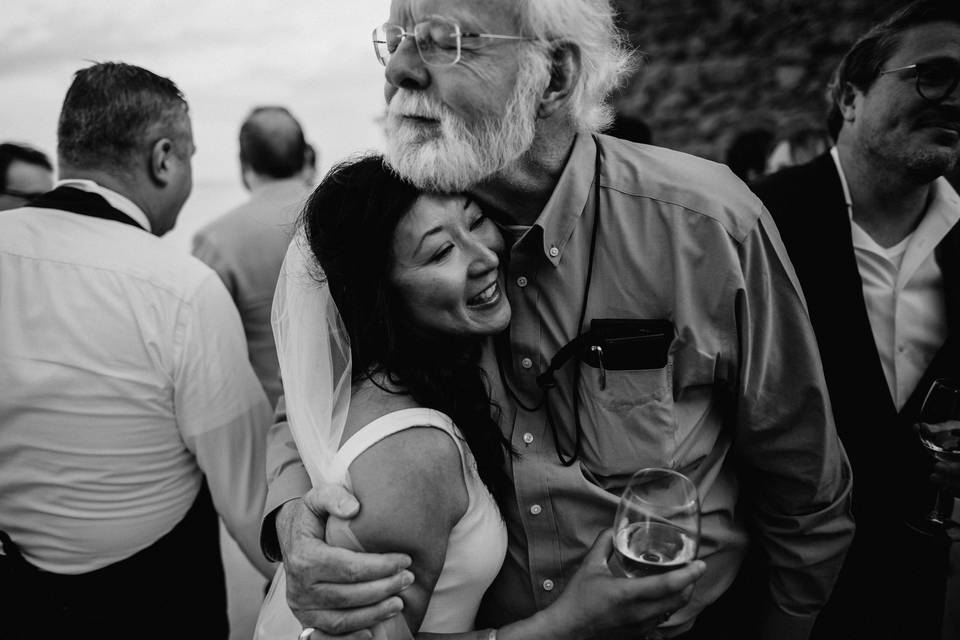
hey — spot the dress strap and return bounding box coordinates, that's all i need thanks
[331,408,460,482]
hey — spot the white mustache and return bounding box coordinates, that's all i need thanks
[388,90,448,121]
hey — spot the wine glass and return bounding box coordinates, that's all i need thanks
[915,378,960,533]
[611,468,700,578]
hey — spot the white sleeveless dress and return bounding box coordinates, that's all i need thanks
[255,408,507,638]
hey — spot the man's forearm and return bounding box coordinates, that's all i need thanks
[261,400,313,558]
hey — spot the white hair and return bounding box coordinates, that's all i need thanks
[518,0,636,132]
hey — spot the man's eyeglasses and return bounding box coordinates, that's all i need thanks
[878,59,960,102]
[372,17,532,67]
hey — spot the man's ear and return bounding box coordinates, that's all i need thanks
[538,41,581,120]
[838,82,861,124]
[149,138,175,187]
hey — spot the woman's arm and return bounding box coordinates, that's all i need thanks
[334,406,706,640]
[346,425,468,635]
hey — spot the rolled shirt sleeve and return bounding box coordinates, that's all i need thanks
[733,208,854,631]
[260,395,312,561]
[173,273,275,577]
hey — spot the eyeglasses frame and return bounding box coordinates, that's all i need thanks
[878,61,960,102]
[373,19,533,67]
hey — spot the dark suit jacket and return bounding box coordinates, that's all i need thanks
[752,152,959,640]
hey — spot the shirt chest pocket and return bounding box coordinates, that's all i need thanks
[576,360,676,479]
[572,328,720,484]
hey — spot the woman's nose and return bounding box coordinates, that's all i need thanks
[468,240,500,276]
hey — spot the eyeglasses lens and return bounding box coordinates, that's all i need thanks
[414,19,460,66]
[372,19,463,67]
[917,62,960,101]
[372,24,401,66]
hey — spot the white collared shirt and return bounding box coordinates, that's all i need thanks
[0,182,272,574]
[831,147,960,409]
[54,178,154,232]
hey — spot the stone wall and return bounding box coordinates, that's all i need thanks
[611,0,905,161]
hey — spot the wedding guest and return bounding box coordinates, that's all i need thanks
[725,127,774,182]
[764,127,831,174]
[263,1,853,638]
[753,2,960,636]
[0,142,53,211]
[193,106,314,407]
[0,62,273,639]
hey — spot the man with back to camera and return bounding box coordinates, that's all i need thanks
[0,62,274,638]
[752,2,960,638]
[193,106,314,408]
[0,142,54,211]
[262,1,855,638]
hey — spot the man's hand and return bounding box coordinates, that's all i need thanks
[932,457,960,497]
[541,529,706,640]
[278,484,414,638]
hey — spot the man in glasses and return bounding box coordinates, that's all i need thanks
[0,142,54,211]
[263,1,854,638]
[753,2,960,638]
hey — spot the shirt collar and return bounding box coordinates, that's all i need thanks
[55,179,153,233]
[829,146,854,220]
[830,145,960,245]
[528,133,597,266]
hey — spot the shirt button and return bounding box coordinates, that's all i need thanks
[530,504,542,515]
[542,579,554,591]
[516,276,528,288]
[523,432,534,444]
[521,357,533,369]
[549,246,559,258]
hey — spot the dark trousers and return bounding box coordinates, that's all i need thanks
[0,483,228,639]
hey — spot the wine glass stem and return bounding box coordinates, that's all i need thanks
[929,489,954,524]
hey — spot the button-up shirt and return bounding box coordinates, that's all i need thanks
[192,178,309,408]
[831,148,958,409]
[0,180,273,575]
[262,134,853,634]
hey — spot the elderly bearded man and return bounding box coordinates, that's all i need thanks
[261,1,854,639]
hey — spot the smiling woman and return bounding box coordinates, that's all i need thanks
[255,154,512,638]
[390,193,511,337]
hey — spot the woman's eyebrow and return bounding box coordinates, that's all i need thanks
[414,226,444,256]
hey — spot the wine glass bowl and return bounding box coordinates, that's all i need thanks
[914,378,960,531]
[611,468,700,578]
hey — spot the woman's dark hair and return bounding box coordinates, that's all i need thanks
[300,154,513,502]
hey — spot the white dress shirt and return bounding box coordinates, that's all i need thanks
[0,180,273,574]
[831,148,960,409]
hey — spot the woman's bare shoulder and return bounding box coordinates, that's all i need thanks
[340,376,419,444]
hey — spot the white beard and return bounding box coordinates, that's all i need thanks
[384,58,547,192]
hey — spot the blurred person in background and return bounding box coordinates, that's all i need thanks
[724,127,774,183]
[192,105,314,409]
[300,142,318,186]
[753,2,960,637]
[0,142,54,211]
[0,61,273,639]
[764,126,832,174]
[605,112,652,144]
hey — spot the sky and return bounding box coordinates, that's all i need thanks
[0,0,391,250]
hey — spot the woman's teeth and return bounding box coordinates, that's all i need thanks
[469,281,499,306]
